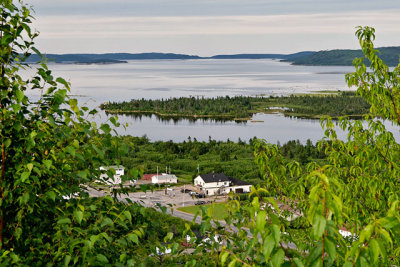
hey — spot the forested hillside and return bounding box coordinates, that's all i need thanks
[117,136,326,185]
[283,46,400,66]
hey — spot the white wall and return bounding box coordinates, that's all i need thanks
[194,176,230,189]
[99,166,124,185]
[194,176,204,187]
[152,174,178,184]
[228,185,251,193]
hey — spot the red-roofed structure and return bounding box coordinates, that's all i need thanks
[142,174,157,181]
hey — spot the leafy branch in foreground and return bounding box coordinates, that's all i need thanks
[0,1,165,265]
[186,27,400,266]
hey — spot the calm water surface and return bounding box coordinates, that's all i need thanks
[25,59,399,143]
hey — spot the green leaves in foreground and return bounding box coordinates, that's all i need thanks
[212,27,400,267]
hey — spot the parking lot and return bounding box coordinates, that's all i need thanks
[127,185,227,208]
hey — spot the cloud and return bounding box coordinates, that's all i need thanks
[34,11,400,37]
[29,0,400,17]
[31,10,400,55]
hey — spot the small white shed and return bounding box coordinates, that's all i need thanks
[99,165,125,185]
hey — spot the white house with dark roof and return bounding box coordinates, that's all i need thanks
[194,173,252,196]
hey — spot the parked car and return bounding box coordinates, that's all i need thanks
[181,188,192,193]
[196,193,206,198]
[195,201,206,205]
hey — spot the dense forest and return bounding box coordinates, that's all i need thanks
[111,136,326,185]
[101,96,254,119]
[101,92,371,120]
[264,91,371,118]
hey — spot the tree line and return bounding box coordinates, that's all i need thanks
[101,96,253,119]
[101,92,371,120]
[111,135,326,185]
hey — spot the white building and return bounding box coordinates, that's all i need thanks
[151,173,178,184]
[194,173,252,196]
[99,165,125,185]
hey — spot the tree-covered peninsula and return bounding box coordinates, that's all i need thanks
[101,92,371,120]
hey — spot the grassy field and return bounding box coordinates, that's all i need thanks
[178,202,229,220]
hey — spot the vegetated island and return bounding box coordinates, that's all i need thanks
[100,91,371,121]
[25,52,201,65]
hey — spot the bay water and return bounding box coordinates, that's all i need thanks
[25,59,398,143]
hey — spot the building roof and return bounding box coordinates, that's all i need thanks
[199,173,251,186]
[229,176,252,186]
[100,165,124,170]
[199,173,230,183]
[142,174,157,180]
[153,174,177,180]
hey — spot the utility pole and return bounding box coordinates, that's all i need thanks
[157,166,160,190]
[182,184,185,207]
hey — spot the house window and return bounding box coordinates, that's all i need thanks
[206,190,209,195]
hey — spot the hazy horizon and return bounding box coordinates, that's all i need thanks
[27,0,400,57]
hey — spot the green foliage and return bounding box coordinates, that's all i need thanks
[2,3,400,265]
[265,91,371,119]
[0,2,181,265]
[198,26,400,266]
[118,136,324,186]
[101,96,253,119]
[101,92,371,120]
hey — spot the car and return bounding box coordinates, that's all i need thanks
[195,201,206,205]
[181,188,192,193]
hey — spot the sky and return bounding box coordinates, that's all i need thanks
[27,0,400,56]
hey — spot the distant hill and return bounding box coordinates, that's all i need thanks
[210,54,286,59]
[282,47,400,66]
[209,52,315,60]
[25,52,317,64]
[25,48,400,66]
[26,53,201,64]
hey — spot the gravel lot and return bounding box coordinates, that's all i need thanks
[126,185,227,208]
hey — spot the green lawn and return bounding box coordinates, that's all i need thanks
[178,202,229,220]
